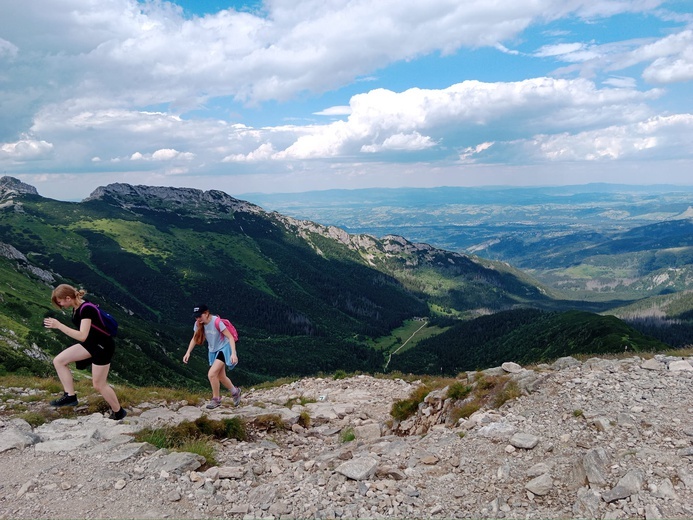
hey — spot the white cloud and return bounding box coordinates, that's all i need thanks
[0,0,670,119]
[610,29,693,83]
[603,76,637,88]
[0,138,53,160]
[459,142,495,162]
[129,148,194,161]
[1,0,691,199]
[269,78,659,160]
[361,132,436,153]
[223,143,276,162]
[314,106,351,116]
[528,114,693,161]
[535,42,587,58]
[0,37,18,58]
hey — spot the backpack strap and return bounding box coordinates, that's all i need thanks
[79,302,110,336]
[214,316,221,332]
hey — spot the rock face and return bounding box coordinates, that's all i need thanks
[84,183,263,215]
[1,355,693,519]
[0,176,39,198]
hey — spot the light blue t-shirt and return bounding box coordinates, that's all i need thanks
[193,315,236,368]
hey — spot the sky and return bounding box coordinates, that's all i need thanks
[1,0,692,201]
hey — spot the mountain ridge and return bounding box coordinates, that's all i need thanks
[0,176,682,388]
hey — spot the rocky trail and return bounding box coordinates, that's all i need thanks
[1,354,692,519]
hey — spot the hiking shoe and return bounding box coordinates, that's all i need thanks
[108,408,127,421]
[231,387,242,407]
[206,397,222,409]
[50,393,78,407]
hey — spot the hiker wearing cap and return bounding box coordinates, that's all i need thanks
[183,304,241,409]
[43,284,127,420]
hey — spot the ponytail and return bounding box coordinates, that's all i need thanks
[193,326,206,346]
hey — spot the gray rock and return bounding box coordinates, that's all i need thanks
[34,436,95,452]
[641,359,663,370]
[376,465,406,480]
[354,423,381,441]
[501,362,522,373]
[147,450,205,474]
[509,432,539,449]
[668,360,693,371]
[526,462,551,477]
[336,456,378,480]
[583,448,610,486]
[477,422,516,440]
[593,417,612,431]
[0,428,41,453]
[645,504,663,519]
[678,447,693,457]
[651,478,677,499]
[573,487,601,518]
[525,473,553,496]
[105,442,156,463]
[678,467,693,489]
[248,483,277,509]
[601,467,644,503]
[551,356,581,370]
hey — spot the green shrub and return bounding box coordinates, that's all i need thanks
[252,414,287,432]
[284,395,316,408]
[18,411,48,428]
[493,381,521,408]
[340,426,355,443]
[298,411,311,428]
[390,384,433,421]
[179,439,217,466]
[449,400,481,423]
[447,381,472,400]
[133,416,247,457]
[390,398,420,421]
[221,417,247,441]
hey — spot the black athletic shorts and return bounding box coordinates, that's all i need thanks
[81,336,115,366]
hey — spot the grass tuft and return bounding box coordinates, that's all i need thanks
[339,426,355,443]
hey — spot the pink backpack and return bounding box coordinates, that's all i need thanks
[214,316,239,342]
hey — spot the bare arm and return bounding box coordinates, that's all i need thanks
[221,328,238,364]
[44,316,90,343]
[183,337,196,364]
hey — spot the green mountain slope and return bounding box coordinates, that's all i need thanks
[1,178,561,386]
[388,308,671,376]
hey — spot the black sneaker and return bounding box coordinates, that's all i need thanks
[50,392,78,407]
[108,408,127,421]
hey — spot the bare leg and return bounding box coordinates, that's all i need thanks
[91,364,121,411]
[218,369,236,393]
[53,344,91,395]
[208,360,228,398]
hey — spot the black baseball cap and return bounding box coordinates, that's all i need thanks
[192,304,209,318]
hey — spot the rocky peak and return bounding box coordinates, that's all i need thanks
[0,176,39,199]
[84,183,263,215]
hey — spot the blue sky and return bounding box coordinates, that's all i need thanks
[1,0,692,201]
